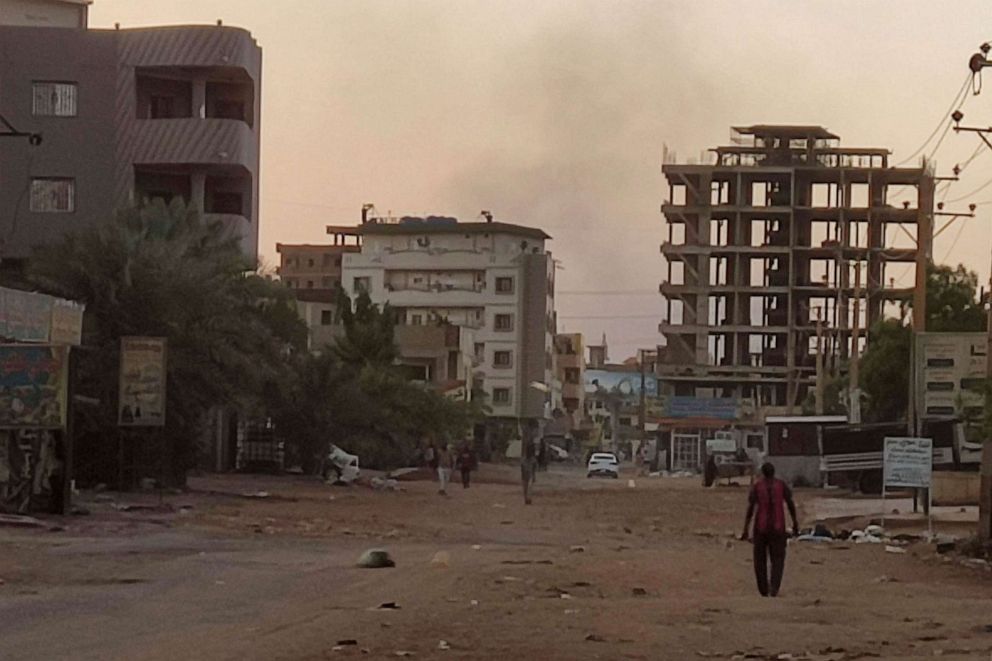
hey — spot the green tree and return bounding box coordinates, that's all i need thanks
[925,263,986,332]
[331,289,398,368]
[28,200,306,485]
[859,318,912,423]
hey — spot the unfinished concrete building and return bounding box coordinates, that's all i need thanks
[659,125,934,411]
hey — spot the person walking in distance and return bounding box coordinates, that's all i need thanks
[436,444,454,495]
[741,462,799,597]
[521,420,539,505]
[456,442,477,489]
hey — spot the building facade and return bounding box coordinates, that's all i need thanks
[660,125,934,411]
[277,228,361,291]
[554,333,585,429]
[0,2,262,263]
[343,217,556,420]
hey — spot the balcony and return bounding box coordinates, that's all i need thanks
[132,117,256,168]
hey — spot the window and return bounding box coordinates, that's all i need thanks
[927,358,954,368]
[926,382,954,392]
[410,314,423,326]
[285,279,296,288]
[494,350,512,368]
[564,367,580,384]
[308,258,315,267]
[306,280,314,289]
[353,277,370,294]
[32,82,77,117]
[494,313,514,331]
[320,310,333,326]
[493,388,511,405]
[495,277,514,294]
[149,95,175,119]
[474,342,484,360]
[30,178,75,212]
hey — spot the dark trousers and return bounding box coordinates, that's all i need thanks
[461,469,471,488]
[753,530,787,596]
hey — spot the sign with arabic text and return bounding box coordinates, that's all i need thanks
[883,437,932,488]
[118,337,167,427]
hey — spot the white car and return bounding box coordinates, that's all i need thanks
[325,445,360,484]
[587,452,620,479]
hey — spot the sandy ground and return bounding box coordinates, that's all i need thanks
[2,465,992,661]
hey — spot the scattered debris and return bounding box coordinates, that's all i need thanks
[336,640,359,646]
[627,479,636,488]
[394,651,414,657]
[70,506,90,516]
[884,545,907,554]
[377,602,400,610]
[431,551,450,568]
[438,640,450,651]
[585,634,607,643]
[632,587,648,597]
[241,491,270,499]
[623,526,633,534]
[501,559,552,565]
[471,545,482,551]
[873,575,899,584]
[357,549,395,569]
[492,503,506,509]
[470,600,479,606]
[47,525,65,533]
[569,545,586,553]
[370,477,401,491]
[0,514,45,528]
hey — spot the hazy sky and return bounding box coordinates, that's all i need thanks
[91,0,992,360]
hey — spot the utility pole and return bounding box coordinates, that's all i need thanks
[982,241,992,540]
[849,261,863,423]
[815,307,825,416]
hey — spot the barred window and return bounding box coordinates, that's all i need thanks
[30,178,75,213]
[32,82,77,117]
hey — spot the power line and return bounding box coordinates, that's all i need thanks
[940,217,969,263]
[946,174,992,204]
[895,73,972,167]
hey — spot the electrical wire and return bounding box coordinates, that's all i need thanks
[940,217,969,263]
[895,73,972,167]
[557,290,657,295]
[946,174,992,204]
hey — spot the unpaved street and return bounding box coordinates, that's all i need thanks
[2,467,992,661]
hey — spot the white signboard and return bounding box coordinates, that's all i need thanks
[883,437,933,488]
[706,437,736,454]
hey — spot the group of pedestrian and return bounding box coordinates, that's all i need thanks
[424,440,477,495]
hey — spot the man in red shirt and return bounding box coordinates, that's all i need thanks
[741,462,799,597]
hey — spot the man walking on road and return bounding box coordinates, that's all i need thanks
[436,444,454,496]
[521,420,539,505]
[742,462,799,597]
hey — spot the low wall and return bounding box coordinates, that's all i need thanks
[767,455,820,487]
[932,471,980,506]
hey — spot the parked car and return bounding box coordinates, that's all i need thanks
[587,452,620,479]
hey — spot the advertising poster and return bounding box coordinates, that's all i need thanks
[119,337,167,427]
[0,345,68,429]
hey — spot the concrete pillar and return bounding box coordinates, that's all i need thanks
[191,171,206,216]
[193,78,207,119]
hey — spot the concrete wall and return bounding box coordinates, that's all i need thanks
[932,471,980,506]
[0,0,86,28]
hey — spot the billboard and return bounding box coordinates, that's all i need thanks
[664,395,739,420]
[585,369,658,399]
[0,287,84,345]
[915,333,986,420]
[0,345,68,429]
[119,337,167,427]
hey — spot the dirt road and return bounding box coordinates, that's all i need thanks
[2,466,992,660]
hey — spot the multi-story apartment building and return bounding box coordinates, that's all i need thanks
[343,216,557,421]
[276,226,361,291]
[0,0,262,264]
[660,125,934,411]
[554,333,585,429]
